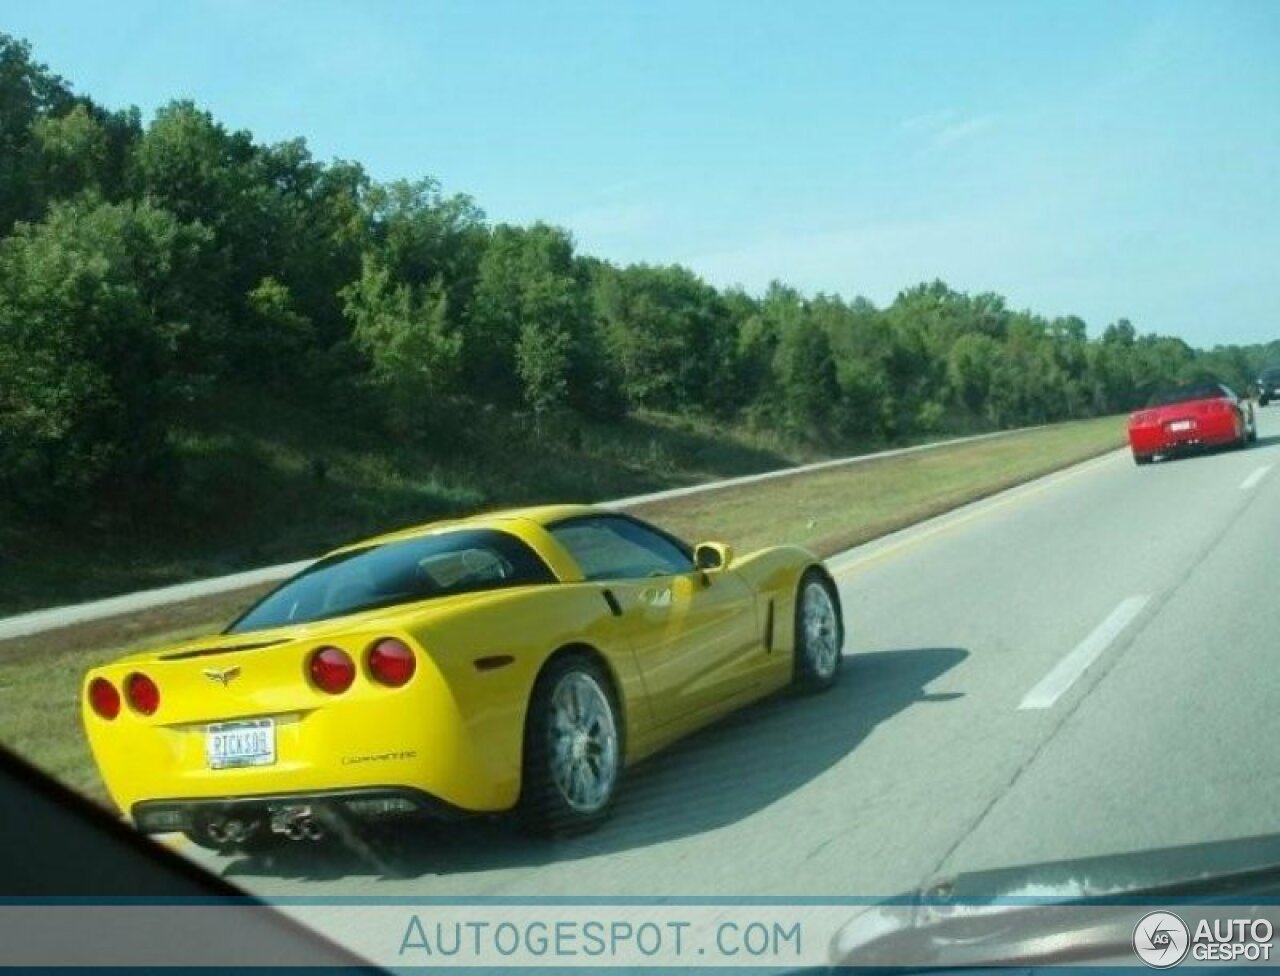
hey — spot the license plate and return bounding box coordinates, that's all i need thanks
[1168,420,1193,432]
[206,719,276,769]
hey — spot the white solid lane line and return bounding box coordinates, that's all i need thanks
[1240,465,1273,491]
[1018,596,1150,711]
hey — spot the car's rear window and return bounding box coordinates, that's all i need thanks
[1147,383,1228,407]
[224,528,555,633]
[1262,367,1280,383]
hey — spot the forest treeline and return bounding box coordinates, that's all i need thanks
[1,34,1276,522]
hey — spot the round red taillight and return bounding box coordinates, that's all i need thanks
[88,678,120,719]
[368,637,416,687]
[125,672,160,715]
[309,646,355,694]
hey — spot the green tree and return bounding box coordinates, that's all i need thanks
[947,332,998,415]
[364,178,486,325]
[470,224,604,421]
[243,276,315,382]
[0,33,76,231]
[735,308,781,424]
[341,256,462,432]
[595,263,737,414]
[130,100,256,230]
[0,196,215,514]
[516,319,573,425]
[775,319,839,437]
[33,103,107,199]
[254,148,368,356]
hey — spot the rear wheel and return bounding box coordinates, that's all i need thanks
[518,654,622,836]
[793,570,843,692]
[1132,451,1153,466]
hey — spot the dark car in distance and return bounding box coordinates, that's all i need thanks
[1256,366,1280,406]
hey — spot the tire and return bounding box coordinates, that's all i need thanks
[518,653,622,836]
[1132,451,1153,466]
[792,569,844,692]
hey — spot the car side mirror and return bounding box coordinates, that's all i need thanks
[694,542,733,572]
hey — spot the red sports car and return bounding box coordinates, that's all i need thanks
[1128,382,1257,465]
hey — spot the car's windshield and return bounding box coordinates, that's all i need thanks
[1147,382,1229,407]
[225,529,555,633]
[1262,367,1280,383]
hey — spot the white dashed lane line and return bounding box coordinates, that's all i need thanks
[1018,596,1150,711]
[1240,465,1273,491]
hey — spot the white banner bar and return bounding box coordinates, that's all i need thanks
[3,902,1280,969]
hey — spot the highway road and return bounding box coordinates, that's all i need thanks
[181,407,1280,904]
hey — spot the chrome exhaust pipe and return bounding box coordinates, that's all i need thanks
[270,804,315,840]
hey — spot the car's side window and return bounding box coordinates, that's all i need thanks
[550,516,694,581]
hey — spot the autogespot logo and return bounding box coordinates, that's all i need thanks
[1133,911,1190,968]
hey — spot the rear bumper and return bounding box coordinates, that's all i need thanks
[132,785,472,834]
[84,637,531,817]
[1129,418,1238,455]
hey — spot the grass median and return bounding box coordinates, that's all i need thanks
[633,414,1125,557]
[0,414,1124,807]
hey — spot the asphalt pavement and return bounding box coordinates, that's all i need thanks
[179,407,1280,901]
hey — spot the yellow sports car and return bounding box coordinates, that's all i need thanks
[82,504,843,849]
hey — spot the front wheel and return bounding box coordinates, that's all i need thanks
[518,655,622,836]
[793,570,843,692]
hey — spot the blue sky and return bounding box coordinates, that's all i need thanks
[5,0,1278,346]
